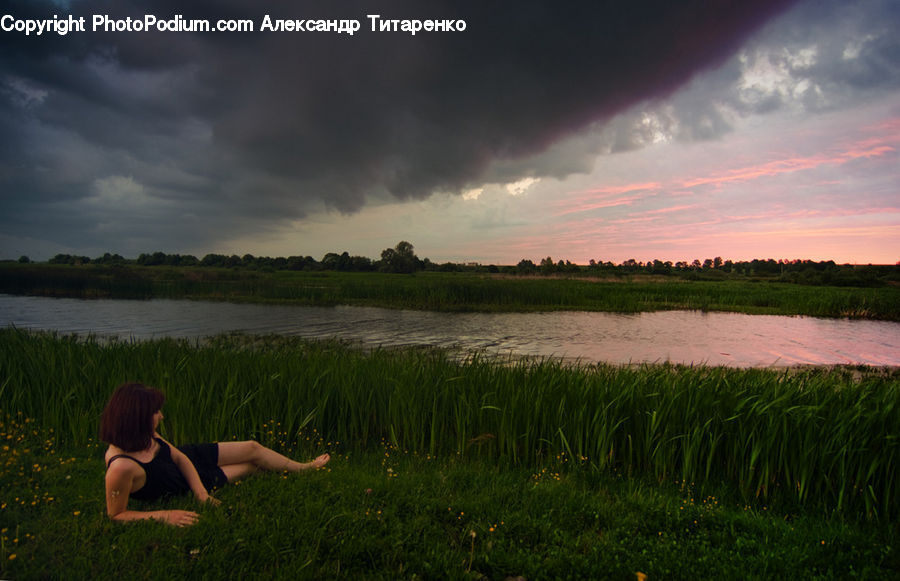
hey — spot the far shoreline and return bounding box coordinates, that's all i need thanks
[1,263,898,321]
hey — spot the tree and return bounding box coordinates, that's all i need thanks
[94,252,126,265]
[224,254,241,268]
[348,255,373,271]
[650,259,671,275]
[200,254,227,267]
[137,252,167,266]
[540,257,556,275]
[321,252,341,270]
[286,255,318,271]
[517,259,537,275]
[49,253,89,265]
[321,252,355,271]
[380,241,419,274]
[621,259,639,273]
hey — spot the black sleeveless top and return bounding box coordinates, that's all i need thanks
[106,437,227,502]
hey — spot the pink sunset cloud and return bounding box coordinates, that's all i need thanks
[680,145,896,189]
[552,183,662,216]
[526,115,900,265]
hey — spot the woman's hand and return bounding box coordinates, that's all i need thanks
[163,510,200,527]
[309,454,330,469]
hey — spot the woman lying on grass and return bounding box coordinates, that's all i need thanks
[100,382,330,526]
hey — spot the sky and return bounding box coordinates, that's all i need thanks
[1,0,898,265]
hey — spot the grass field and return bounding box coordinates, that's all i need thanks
[1,329,899,578]
[3,435,897,580]
[2,263,899,320]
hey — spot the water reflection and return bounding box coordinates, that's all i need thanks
[2,294,898,367]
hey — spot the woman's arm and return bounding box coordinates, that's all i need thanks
[157,434,219,505]
[105,461,200,526]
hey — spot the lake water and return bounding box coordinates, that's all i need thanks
[1,294,898,367]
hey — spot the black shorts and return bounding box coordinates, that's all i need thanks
[179,443,228,492]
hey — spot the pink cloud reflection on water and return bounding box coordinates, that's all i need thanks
[2,296,898,367]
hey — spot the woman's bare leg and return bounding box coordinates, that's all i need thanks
[217,441,329,482]
[219,461,258,482]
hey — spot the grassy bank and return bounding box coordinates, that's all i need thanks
[2,431,897,579]
[2,263,899,319]
[2,329,898,519]
[2,330,899,578]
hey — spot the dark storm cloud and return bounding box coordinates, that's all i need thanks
[567,0,900,157]
[782,0,900,105]
[1,0,800,253]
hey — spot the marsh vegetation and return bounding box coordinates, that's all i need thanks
[2,329,899,578]
[2,263,898,320]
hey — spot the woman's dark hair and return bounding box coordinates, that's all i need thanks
[99,383,165,452]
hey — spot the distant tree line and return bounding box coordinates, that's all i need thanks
[13,243,898,287]
[513,256,898,286]
[38,241,426,274]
